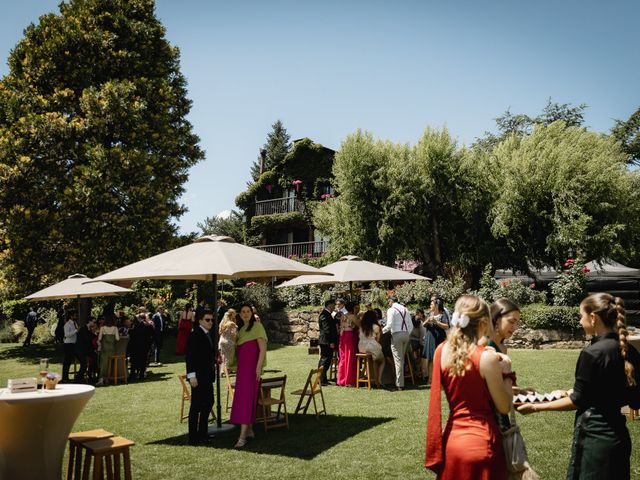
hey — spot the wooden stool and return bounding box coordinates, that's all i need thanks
[328,351,338,381]
[66,429,113,480]
[80,436,135,480]
[356,353,374,390]
[404,352,415,385]
[108,355,127,386]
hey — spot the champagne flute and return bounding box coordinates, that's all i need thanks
[39,358,49,389]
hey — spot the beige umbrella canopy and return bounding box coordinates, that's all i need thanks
[90,235,329,283]
[277,255,430,288]
[24,273,132,301]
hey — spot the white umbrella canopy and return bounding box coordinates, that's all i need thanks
[24,273,132,301]
[277,255,430,288]
[90,235,330,283]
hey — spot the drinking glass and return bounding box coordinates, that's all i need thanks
[38,358,49,388]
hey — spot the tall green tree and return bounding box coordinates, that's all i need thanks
[250,119,291,181]
[0,0,204,296]
[611,106,640,166]
[197,210,246,243]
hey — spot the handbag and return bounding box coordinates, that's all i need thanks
[502,408,539,480]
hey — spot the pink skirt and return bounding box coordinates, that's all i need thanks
[230,340,260,425]
[337,330,357,386]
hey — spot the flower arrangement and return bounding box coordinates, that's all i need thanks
[321,193,332,200]
[291,179,303,192]
[44,372,61,390]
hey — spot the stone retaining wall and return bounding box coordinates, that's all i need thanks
[264,309,587,349]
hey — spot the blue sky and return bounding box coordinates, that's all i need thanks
[2,0,639,234]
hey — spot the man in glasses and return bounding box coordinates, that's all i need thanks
[185,309,218,445]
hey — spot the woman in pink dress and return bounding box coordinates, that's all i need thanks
[337,301,359,386]
[230,303,267,448]
[175,303,194,355]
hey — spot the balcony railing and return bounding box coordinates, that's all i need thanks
[255,197,304,216]
[256,241,329,258]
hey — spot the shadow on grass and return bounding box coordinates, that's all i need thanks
[0,343,61,363]
[148,414,393,459]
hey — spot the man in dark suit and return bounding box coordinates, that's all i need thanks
[318,299,338,385]
[152,306,168,365]
[185,309,217,445]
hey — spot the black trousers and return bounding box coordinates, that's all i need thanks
[74,353,88,383]
[318,343,335,383]
[62,343,77,381]
[154,334,163,363]
[23,325,36,346]
[130,348,149,380]
[189,381,214,442]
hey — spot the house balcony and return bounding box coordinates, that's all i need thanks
[256,240,329,259]
[255,196,304,216]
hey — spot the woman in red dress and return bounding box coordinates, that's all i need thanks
[425,295,514,480]
[337,301,359,387]
[175,303,194,355]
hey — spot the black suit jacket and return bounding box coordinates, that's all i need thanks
[185,326,216,384]
[318,309,338,345]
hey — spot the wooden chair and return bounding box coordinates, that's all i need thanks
[291,367,326,417]
[108,355,127,386]
[257,376,289,431]
[630,407,638,421]
[356,353,375,390]
[178,374,216,423]
[79,436,134,480]
[66,429,113,480]
[327,351,338,381]
[404,351,415,385]
[223,367,236,413]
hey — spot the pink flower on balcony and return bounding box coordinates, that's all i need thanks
[321,193,332,200]
[529,283,536,289]
[306,252,313,258]
[246,281,257,287]
[265,184,274,193]
[292,179,303,192]
[581,266,590,273]
[564,258,575,267]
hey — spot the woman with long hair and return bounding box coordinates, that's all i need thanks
[425,295,514,479]
[421,297,450,383]
[175,302,194,355]
[358,310,385,386]
[337,301,359,387]
[218,308,237,369]
[518,293,640,479]
[482,298,520,355]
[230,303,268,448]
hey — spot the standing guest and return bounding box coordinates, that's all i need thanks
[337,302,359,387]
[251,306,262,323]
[129,313,154,381]
[481,298,520,355]
[318,299,338,386]
[185,309,217,445]
[75,319,96,383]
[383,296,412,391]
[118,317,132,337]
[195,299,206,322]
[518,293,640,479]
[374,308,384,327]
[218,308,238,369]
[152,306,168,365]
[421,298,450,383]
[358,310,385,386]
[61,310,79,383]
[216,299,228,321]
[96,317,119,386]
[116,309,127,328]
[176,303,195,355]
[230,304,268,448]
[425,295,513,479]
[23,307,38,346]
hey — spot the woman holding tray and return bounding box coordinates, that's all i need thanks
[518,293,640,479]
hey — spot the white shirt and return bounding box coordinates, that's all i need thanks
[383,303,410,334]
[63,319,78,343]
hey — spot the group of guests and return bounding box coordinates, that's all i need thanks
[185,303,268,448]
[424,293,640,480]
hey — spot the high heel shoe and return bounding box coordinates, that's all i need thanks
[234,438,247,448]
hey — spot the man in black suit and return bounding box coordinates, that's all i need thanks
[318,299,338,385]
[152,306,168,365]
[185,309,217,445]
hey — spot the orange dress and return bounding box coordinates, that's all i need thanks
[425,344,506,480]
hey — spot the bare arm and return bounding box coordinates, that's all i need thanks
[518,395,576,414]
[479,350,513,414]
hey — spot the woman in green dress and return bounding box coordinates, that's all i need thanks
[518,293,640,479]
[97,317,120,386]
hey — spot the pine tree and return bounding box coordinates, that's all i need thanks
[250,119,291,180]
[0,0,204,295]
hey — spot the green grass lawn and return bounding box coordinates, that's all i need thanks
[1,340,639,479]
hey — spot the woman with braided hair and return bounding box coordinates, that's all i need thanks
[518,293,640,479]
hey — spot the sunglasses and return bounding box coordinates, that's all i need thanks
[202,318,214,323]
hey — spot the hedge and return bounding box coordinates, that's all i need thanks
[520,304,581,331]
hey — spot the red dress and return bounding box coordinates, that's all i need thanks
[175,314,192,355]
[425,344,506,480]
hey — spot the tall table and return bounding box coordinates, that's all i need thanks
[0,384,94,480]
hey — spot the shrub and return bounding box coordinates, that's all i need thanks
[0,298,30,323]
[493,280,547,306]
[0,323,17,343]
[520,304,581,331]
[550,259,589,306]
[277,285,312,309]
[362,282,389,309]
[240,283,274,313]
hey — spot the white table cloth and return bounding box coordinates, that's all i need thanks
[0,384,94,480]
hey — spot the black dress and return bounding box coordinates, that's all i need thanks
[566,333,640,479]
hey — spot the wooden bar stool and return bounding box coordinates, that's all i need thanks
[328,351,338,381]
[356,353,374,390]
[80,436,135,480]
[108,355,127,386]
[404,352,415,385]
[66,429,113,480]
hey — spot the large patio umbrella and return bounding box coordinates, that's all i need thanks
[24,273,132,301]
[277,255,430,294]
[89,235,330,431]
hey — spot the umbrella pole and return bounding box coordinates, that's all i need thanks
[209,274,234,434]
